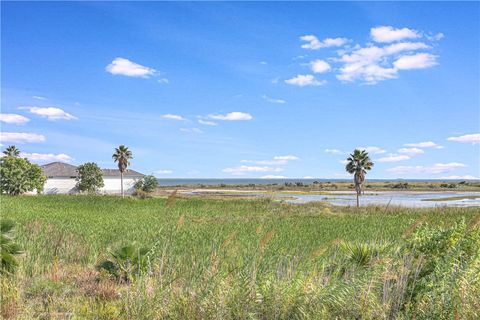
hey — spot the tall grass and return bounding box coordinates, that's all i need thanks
[1,195,479,319]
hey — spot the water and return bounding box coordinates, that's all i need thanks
[281,191,480,207]
[156,178,473,187]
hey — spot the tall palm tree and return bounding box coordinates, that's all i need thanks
[112,145,133,198]
[3,145,20,157]
[345,149,374,207]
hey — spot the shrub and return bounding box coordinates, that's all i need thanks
[97,244,150,282]
[1,219,22,275]
[0,157,46,195]
[76,162,104,193]
[134,175,158,193]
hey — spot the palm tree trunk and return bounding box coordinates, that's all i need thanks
[356,193,359,207]
[121,171,124,198]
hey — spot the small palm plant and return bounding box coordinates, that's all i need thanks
[2,145,20,157]
[112,145,133,198]
[97,244,149,282]
[1,219,23,275]
[345,149,374,207]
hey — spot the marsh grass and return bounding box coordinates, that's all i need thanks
[1,195,479,319]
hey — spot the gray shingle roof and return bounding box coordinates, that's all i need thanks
[41,162,144,178]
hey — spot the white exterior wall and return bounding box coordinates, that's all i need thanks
[43,177,139,194]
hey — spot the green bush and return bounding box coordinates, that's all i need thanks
[0,157,46,195]
[134,175,158,193]
[1,219,22,275]
[76,162,104,193]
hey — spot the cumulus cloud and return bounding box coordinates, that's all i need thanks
[336,42,435,84]
[20,106,77,121]
[0,132,46,143]
[370,26,420,43]
[357,146,386,154]
[387,162,466,175]
[162,114,185,121]
[325,149,344,155]
[0,114,30,125]
[198,119,217,126]
[394,53,438,70]
[208,112,252,121]
[404,141,443,149]
[311,59,331,73]
[155,169,173,175]
[378,154,411,162]
[261,175,288,179]
[262,95,286,104]
[20,152,73,163]
[241,155,299,165]
[285,75,326,86]
[300,35,348,50]
[447,133,480,144]
[223,165,283,175]
[398,147,425,155]
[106,57,156,78]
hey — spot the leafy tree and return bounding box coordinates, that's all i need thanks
[76,162,104,193]
[0,157,46,195]
[112,145,133,198]
[1,219,23,275]
[345,149,374,207]
[2,145,20,157]
[134,175,158,193]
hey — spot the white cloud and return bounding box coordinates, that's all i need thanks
[180,128,203,133]
[208,112,252,121]
[387,162,467,175]
[447,133,480,144]
[285,74,326,86]
[21,106,77,121]
[370,26,420,43]
[0,114,30,125]
[325,148,344,155]
[336,42,435,84]
[223,165,283,176]
[158,78,169,84]
[378,154,411,162]
[162,114,185,121]
[394,53,438,70]
[340,160,349,165]
[311,59,331,73]
[260,61,267,65]
[106,57,156,78]
[357,146,386,154]
[155,169,173,175]
[262,95,286,104]
[198,119,217,126]
[300,35,348,50]
[241,155,299,165]
[440,175,479,180]
[0,132,46,143]
[303,176,313,179]
[32,96,46,100]
[398,147,425,155]
[261,175,288,179]
[20,152,73,163]
[404,141,443,149]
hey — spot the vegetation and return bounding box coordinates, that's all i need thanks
[134,175,158,194]
[112,145,133,198]
[345,149,374,207]
[76,162,105,193]
[0,157,46,195]
[2,145,20,158]
[1,219,23,276]
[1,195,479,319]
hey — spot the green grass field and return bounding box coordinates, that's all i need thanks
[1,195,479,319]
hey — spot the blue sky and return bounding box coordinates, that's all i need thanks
[1,2,479,179]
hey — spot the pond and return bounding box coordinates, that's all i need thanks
[280,191,480,207]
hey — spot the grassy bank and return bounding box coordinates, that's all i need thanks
[1,195,479,319]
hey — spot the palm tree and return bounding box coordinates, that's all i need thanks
[3,145,20,157]
[345,149,374,207]
[112,145,133,198]
[1,219,22,275]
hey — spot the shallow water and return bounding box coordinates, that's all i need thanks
[280,192,480,207]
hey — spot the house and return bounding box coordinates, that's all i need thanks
[41,162,145,194]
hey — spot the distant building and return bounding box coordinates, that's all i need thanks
[40,162,144,194]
